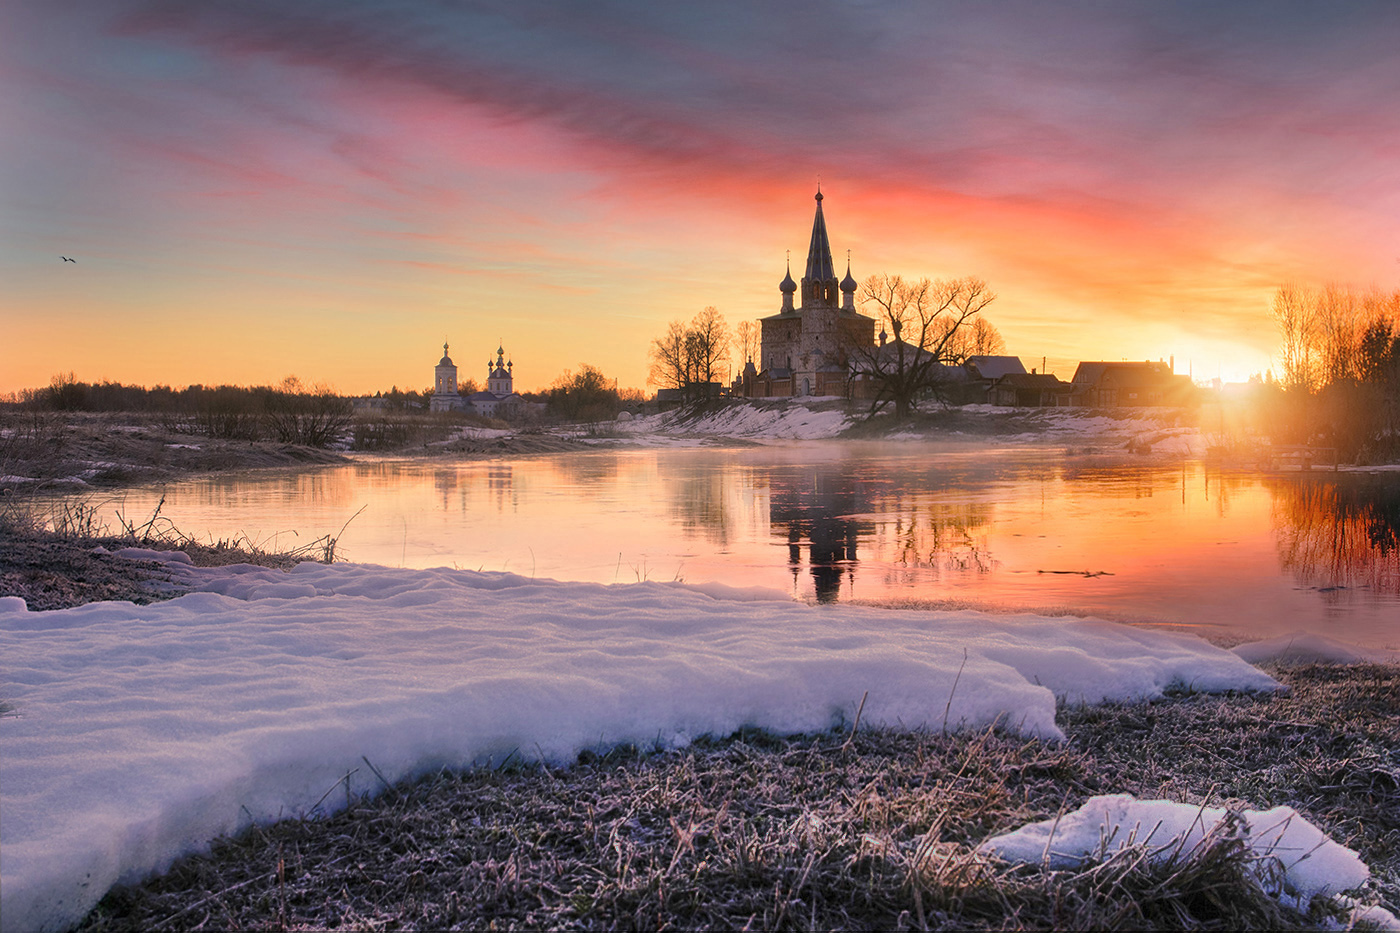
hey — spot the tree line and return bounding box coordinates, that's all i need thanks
[1269,284,1400,460]
[8,365,649,441]
[11,374,357,446]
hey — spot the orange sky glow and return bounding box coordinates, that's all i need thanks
[3,2,1398,396]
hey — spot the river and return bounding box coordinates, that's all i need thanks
[104,442,1400,648]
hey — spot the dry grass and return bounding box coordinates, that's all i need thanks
[74,664,1398,932]
[0,495,346,610]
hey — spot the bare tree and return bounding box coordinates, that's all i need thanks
[733,319,759,367]
[688,306,730,388]
[649,307,731,401]
[1272,284,1319,392]
[937,314,1007,361]
[1270,283,1400,457]
[547,364,620,423]
[1317,284,1363,386]
[848,274,998,420]
[262,377,352,447]
[648,320,691,395]
[967,316,1008,357]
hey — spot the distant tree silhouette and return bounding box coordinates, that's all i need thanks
[733,319,759,368]
[547,364,620,423]
[1268,284,1400,459]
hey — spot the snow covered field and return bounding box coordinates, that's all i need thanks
[6,551,1387,931]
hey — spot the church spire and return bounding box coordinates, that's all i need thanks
[801,187,838,307]
[779,250,797,312]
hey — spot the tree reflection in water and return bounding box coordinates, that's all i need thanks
[1271,477,1400,596]
[883,503,996,584]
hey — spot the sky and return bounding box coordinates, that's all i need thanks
[3,0,1399,395]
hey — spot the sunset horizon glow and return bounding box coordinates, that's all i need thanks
[4,2,1398,396]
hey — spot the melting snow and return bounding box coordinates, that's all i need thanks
[0,555,1309,932]
[980,794,1396,926]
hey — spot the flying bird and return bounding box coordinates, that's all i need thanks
[61,256,75,262]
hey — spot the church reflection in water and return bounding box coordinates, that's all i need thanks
[761,461,995,603]
[1271,476,1400,597]
[766,463,867,602]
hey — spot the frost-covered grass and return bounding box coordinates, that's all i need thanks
[0,557,1292,932]
[72,663,1398,932]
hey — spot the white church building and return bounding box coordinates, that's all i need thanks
[429,341,524,418]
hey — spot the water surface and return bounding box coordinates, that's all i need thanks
[108,443,1400,647]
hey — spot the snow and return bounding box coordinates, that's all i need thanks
[620,401,1216,452]
[625,402,852,440]
[980,794,1397,926]
[1232,632,1400,665]
[0,554,1326,933]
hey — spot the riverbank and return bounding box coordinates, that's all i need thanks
[3,522,1397,931]
[70,661,1398,932]
[6,405,1398,930]
[0,402,1207,494]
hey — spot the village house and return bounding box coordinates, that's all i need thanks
[1065,360,1195,407]
[989,372,1072,407]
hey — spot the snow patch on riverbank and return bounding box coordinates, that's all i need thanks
[2,557,1281,932]
[627,402,851,440]
[981,794,1395,927]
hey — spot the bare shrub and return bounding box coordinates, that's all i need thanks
[261,379,352,448]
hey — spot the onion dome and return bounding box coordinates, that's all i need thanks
[780,262,797,294]
[841,258,857,295]
[438,341,454,366]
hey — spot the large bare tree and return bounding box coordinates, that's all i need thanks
[1273,284,1319,392]
[848,274,997,420]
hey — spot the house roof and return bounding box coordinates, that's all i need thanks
[1071,361,1176,386]
[995,373,1069,390]
[966,356,1026,379]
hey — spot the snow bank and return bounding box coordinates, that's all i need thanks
[980,794,1395,925]
[2,560,1278,932]
[1232,632,1400,665]
[629,403,851,440]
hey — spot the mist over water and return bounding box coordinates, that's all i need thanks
[109,444,1400,647]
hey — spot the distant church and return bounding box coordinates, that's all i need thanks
[741,189,876,397]
[429,341,523,417]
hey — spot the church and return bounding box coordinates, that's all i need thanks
[741,189,876,398]
[429,342,523,418]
